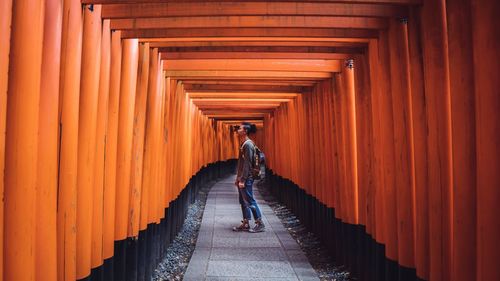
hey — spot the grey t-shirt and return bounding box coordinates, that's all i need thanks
[236,139,255,182]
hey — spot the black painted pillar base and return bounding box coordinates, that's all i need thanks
[79,160,237,281]
[264,168,425,281]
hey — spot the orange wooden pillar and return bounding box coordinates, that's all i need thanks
[313,91,322,200]
[326,79,340,211]
[103,29,122,260]
[421,1,453,279]
[333,75,346,222]
[129,42,150,237]
[388,19,416,270]
[308,94,318,198]
[407,7,430,279]
[91,18,111,270]
[115,38,139,241]
[0,1,12,278]
[367,39,386,248]
[158,72,168,220]
[37,0,62,280]
[342,59,359,225]
[472,0,500,279]
[76,5,102,279]
[4,0,45,280]
[445,1,477,280]
[162,76,173,210]
[58,0,83,279]
[143,48,161,225]
[353,54,374,233]
[139,48,158,231]
[376,30,399,264]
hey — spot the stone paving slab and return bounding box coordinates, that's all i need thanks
[184,175,319,281]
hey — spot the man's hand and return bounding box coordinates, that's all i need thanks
[238,181,245,189]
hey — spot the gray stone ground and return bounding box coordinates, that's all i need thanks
[184,175,320,281]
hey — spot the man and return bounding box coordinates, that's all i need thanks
[232,122,265,233]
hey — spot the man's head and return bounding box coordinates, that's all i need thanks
[237,122,257,137]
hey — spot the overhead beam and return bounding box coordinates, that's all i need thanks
[142,36,371,43]
[85,0,422,5]
[207,114,267,119]
[192,98,290,103]
[181,80,317,86]
[195,105,282,110]
[159,46,365,55]
[110,16,388,30]
[121,28,379,39]
[183,83,306,92]
[218,120,264,125]
[150,41,367,48]
[213,117,264,121]
[165,70,332,79]
[101,2,408,18]
[220,119,264,123]
[161,52,352,60]
[204,111,272,116]
[187,92,299,99]
[163,59,341,72]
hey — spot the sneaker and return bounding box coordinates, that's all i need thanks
[249,219,265,233]
[232,219,250,232]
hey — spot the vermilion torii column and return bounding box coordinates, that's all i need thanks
[58,0,83,279]
[76,4,102,279]
[4,0,45,280]
[115,38,139,241]
[37,0,63,280]
[102,29,122,264]
[91,18,111,272]
[0,0,12,278]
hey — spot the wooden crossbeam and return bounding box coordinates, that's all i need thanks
[121,28,379,39]
[191,97,291,105]
[213,117,264,121]
[218,120,264,125]
[183,84,306,92]
[163,59,341,72]
[181,80,317,86]
[206,114,267,118]
[84,0,422,5]
[159,46,364,55]
[187,92,299,99]
[165,70,332,79]
[161,52,352,60]
[203,111,272,116]
[101,2,407,18]
[143,36,371,43]
[110,16,388,30]
[195,105,282,110]
[151,41,367,48]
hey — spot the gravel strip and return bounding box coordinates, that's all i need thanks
[152,180,216,281]
[256,179,353,281]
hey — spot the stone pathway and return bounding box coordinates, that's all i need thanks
[184,175,319,281]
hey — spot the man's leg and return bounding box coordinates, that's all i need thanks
[233,187,251,231]
[244,179,263,220]
[243,179,265,233]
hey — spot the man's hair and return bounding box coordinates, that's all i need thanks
[241,122,257,135]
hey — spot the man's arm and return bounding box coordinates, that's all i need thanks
[240,142,254,182]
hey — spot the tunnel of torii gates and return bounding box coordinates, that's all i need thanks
[0,0,499,280]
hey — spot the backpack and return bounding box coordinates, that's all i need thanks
[251,144,265,179]
[241,139,265,179]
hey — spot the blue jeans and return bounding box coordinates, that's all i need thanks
[238,178,262,220]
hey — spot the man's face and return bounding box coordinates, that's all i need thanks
[237,125,246,136]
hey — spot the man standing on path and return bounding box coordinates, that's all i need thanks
[232,122,266,233]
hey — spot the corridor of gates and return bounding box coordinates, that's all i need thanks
[0,0,499,280]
